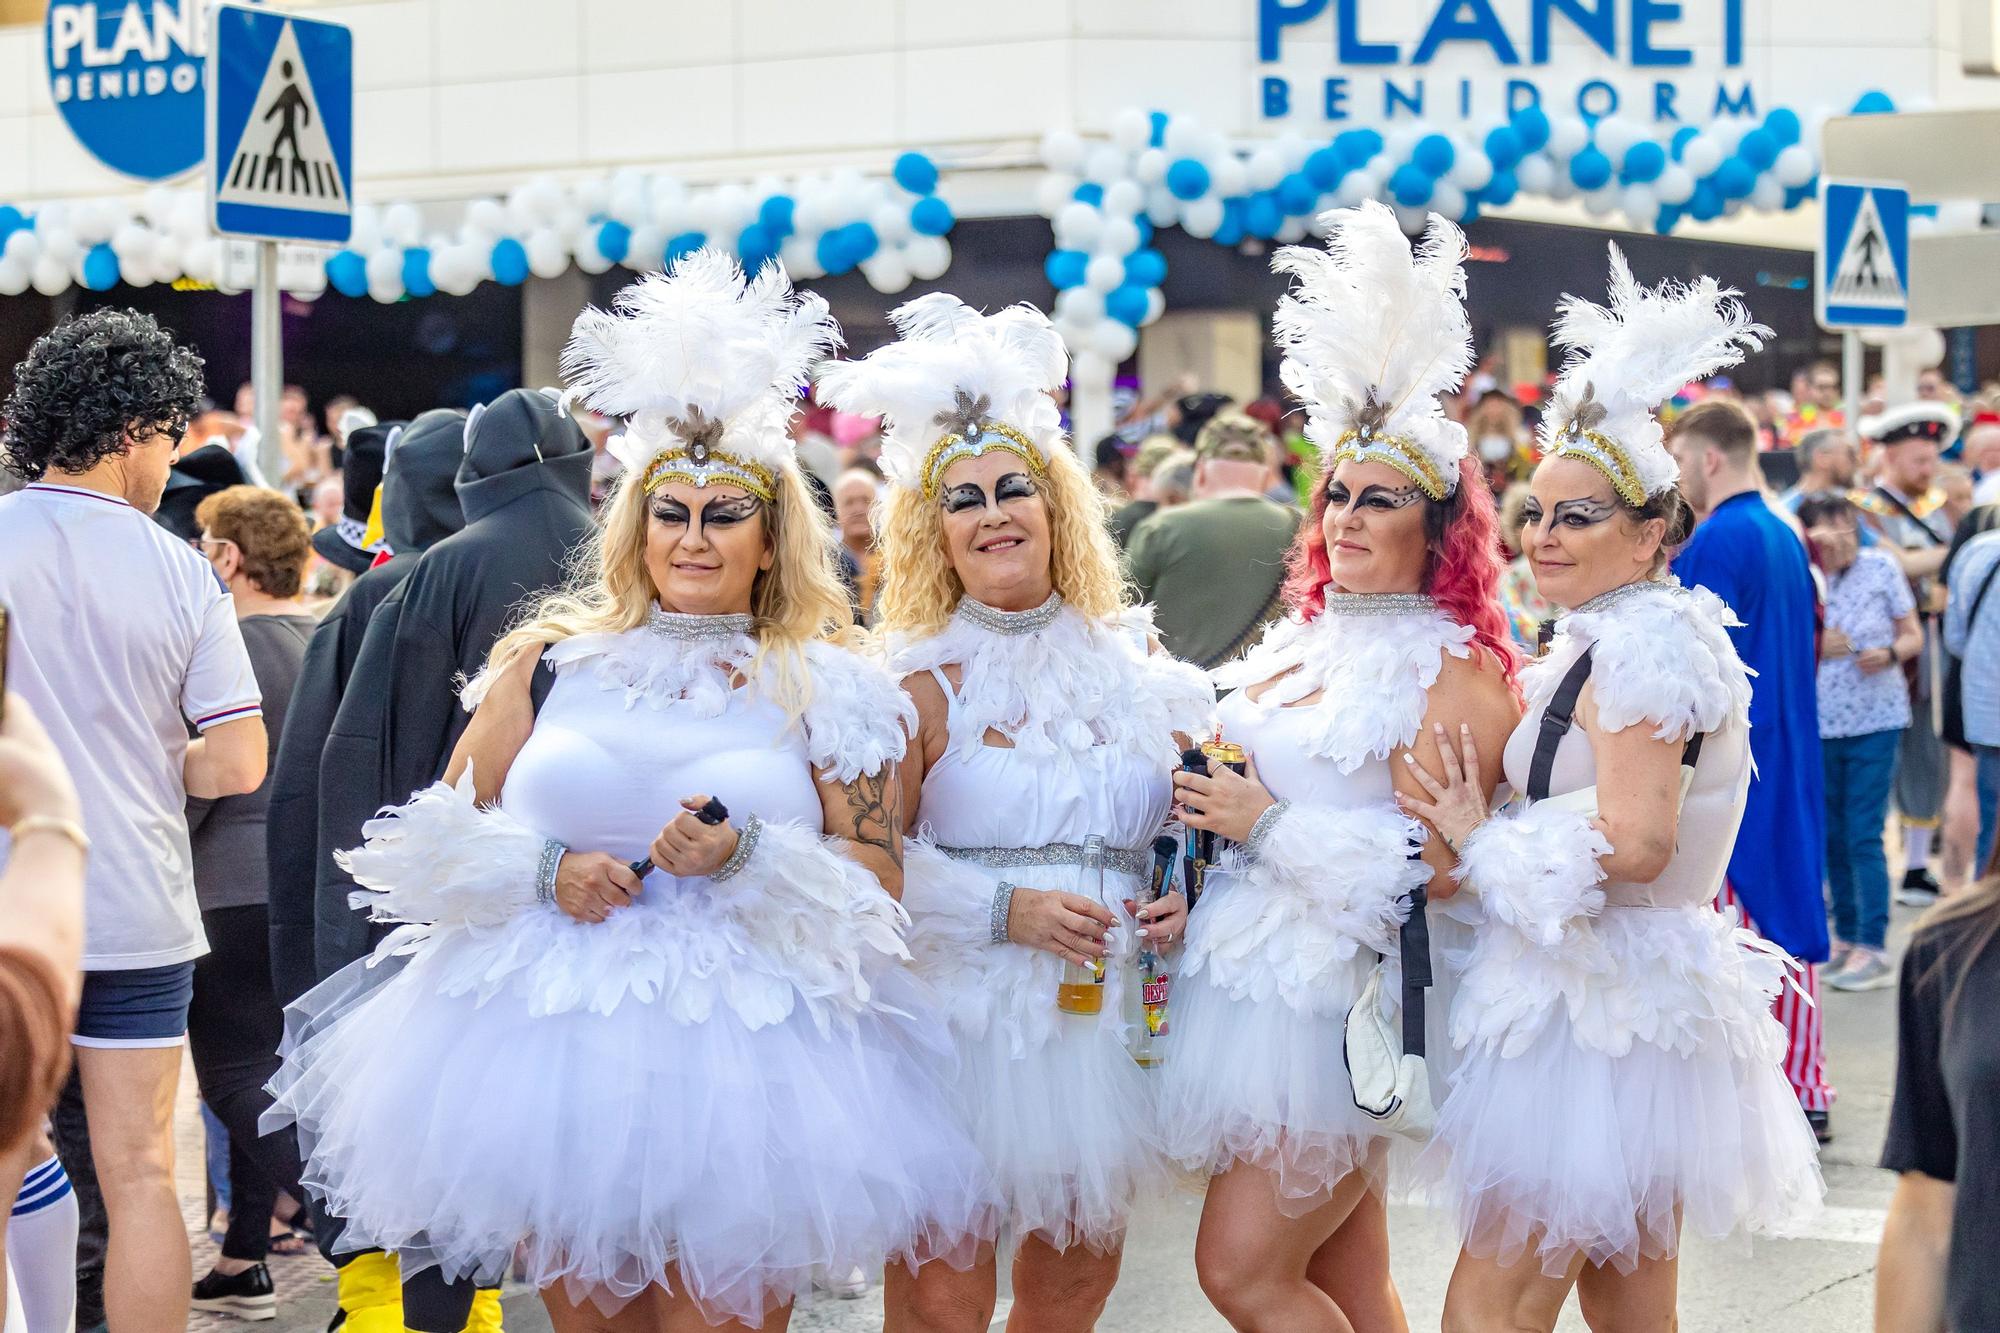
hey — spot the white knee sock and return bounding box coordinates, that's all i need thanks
[7,1158,77,1333]
[1905,825,1935,872]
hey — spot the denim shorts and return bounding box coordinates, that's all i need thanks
[71,961,197,1049]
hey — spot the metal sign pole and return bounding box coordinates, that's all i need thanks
[252,239,283,486]
[1842,330,1862,436]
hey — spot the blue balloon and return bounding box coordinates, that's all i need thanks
[326,249,369,297]
[0,204,23,238]
[1482,168,1518,207]
[893,151,939,195]
[1483,125,1523,170]
[815,230,851,274]
[1413,133,1456,177]
[1245,192,1285,239]
[1713,156,1756,199]
[910,196,954,237]
[666,231,706,263]
[1123,247,1167,289]
[1569,146,1613,190]
[1045,249,1089,289]
[1133,217,1154,245]
[737,222,777,269]
[1215,198,1248,246]
[758,195,795,238]
[1764,108,1802,147]
[1106,284,1150,327]
[1277,171,1319,215]
[1335,127,1383,167]
[596,219,631,263]
[401,248,434,299]
[1655,204,1683,234]
[1390,163,1434,208]
[1621,140,1667,183]
[489,238,529,286]
[1460,201,1481,225]
[1689,182,1723,222]
[1852,90,1895,115]
[1148,111,1170,147]
[79,242,118,292]
[1738,129,1779,171]
[1073,182,1105,206]
[1671,126,1700,159]
[1165,158,1210,200]
[1305,145,1344,190]
[1509,105,1551,153]
[1785,182,1817,209]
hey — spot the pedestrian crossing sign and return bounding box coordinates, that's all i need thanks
[206,4,352,244]
[1818,180,1910,331]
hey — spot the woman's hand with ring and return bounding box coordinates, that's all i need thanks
[1127,889,1187,947]
[1397,721,1489,851]
[1173,753,1275,845]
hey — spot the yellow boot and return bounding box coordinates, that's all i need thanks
[335,1252,406,1333]
[462,1285,505,1333]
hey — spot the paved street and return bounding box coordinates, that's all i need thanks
[181,904,1909,1333]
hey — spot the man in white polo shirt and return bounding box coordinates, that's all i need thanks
[0,309,267,1333]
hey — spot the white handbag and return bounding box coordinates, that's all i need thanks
[1343,957,1435,1139]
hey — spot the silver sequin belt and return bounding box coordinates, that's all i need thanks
[938,842,1149,877]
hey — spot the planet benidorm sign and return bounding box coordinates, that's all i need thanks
[45,0,209,180]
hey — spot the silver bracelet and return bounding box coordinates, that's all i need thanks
[990,880,1017,944]
[1244,799,1292,859]
[709,815,762,883]
[535,839,566,905]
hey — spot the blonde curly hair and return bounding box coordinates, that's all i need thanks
[874,443,1127,638]
[482,459,852,721]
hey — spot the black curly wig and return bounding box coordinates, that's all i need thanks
[1,308,206,482]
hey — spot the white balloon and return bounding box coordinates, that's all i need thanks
[1654,164,1695,206]
[383,202,423,248]
[1057,285,1106,324]
[1210,157,1248,198]
[435,250,480,296]
[1247,146,1287,191]
[1054,202,1103,250]
[1276,131,1314,170]
[712,182,755,229]
[3,229,39,267]
[184,240,223,287]
[1192,130,1228,163]
[1938,199,1983,232]
[1444,146,1490,193]
[1091,320,1138,362]
[1680,135,1722,177]
[1774,144,1817,188]
[622,224,664,271]
[1335,172,1377,208]
[1112,107,1151,151]
[1181,195,1224,238]
[1593,117,1640,160]
[367,276,402,304]
[1384,123,1423,161]
[171,192,207,240]
[365,248,402,287]
[466,199,508,239]
[1276,217,1309,242]
[1135,148,1168,186]
[608,171,649,223]
[1103,180,1145,217]
[140,186,176,224]
[861,250,913,294]
[1620,184,1660,226]
[347,207,381,254]
[1071,350,1113,384]
[1430,182,1467,220]
[1084,143,1128,186]
[906,235,952,281]
[72,201,117,245]
[1393,204,1430,234]
[1515,154,1556,194]
[1035,173,1079,219]
[1142,289,1165,325]
[1545,172,1578,202]
[780,234,824,280]
[1163,118,1202,156]
[39,230,79,266]
[1096,216,1142,256]
[31,255,69,295]
[110,222,150,262]
[1583,186,1619,217]
[1546,117,1589,159]
[1146,188,1179,229]
[1084,253,1125,292]
[526,228,569,279]
[574,244,614,275]
[1041,128,1087,171]
[149,233,182,276]
[1750,174,1785,211]
[1708,118,1747,155]
[0,257,27,296]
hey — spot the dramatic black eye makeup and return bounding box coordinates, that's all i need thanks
[1523,496,1618,531]
[1325,480,1423,513]
[650,493,764,526]
[941,472,1039,515]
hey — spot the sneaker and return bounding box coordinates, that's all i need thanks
[1827,940,1856,972]
[193,1264,276,1321]
[1828,950,1896,992]
[1805,1109,1833,1145]
[1897,868,1942,908]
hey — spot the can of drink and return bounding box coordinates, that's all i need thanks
[1201,739,1247,776]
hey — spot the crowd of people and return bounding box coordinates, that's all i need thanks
[0,200,1994,1333]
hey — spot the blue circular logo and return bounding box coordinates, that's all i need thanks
[45,0,206,180]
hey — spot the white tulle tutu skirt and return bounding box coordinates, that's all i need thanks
[1417,904,1825,1274]
[265,916,996,1326]
[1156,959,1391,1211]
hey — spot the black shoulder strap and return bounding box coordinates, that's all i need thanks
[1874,486,1949,546]
[528,652,557,715]
[1529,647,1596,802]
[1398,874,1431,1059]
[1966,557,2000,641]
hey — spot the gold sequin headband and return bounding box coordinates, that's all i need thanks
[917,388,1048,500]
[1546,384,1646,507]
[1327,427,1451,501]
[635,407,777,502]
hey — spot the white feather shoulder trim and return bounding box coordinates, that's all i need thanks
[1524,580,1751,742]
[1214,608,1473,772]
[799,640,916,783]
[339,766,542,929]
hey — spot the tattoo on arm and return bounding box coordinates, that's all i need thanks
[842,768,903,868]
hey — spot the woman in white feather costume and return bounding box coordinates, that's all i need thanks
[818,294,1213,1332]
[1156,202,1520,1332]
[262,253,994,1332]
[1401,247,1824,1331]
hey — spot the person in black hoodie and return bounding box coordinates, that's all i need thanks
[266,411,467,1007]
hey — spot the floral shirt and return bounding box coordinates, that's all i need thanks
[1818,547,1915,739]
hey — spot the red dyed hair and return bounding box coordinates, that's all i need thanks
[1283,455,1520,683]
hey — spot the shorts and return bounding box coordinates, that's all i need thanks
[71,962,196,1049]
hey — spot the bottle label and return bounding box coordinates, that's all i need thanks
[1142,977,1170,1006]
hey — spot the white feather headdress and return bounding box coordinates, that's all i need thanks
[815,293,1068,497]
[1272,200,1474,500]
[1539,244,1770,504]
[560,250,841,500]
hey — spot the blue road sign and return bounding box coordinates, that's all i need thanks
[1819,180,1910,331]
[207,4,352,244]
[45,0,206,181]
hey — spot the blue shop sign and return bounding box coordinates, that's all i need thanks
[45,0,208,180]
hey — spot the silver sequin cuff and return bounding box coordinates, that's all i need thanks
[1244,800,1292,860]
[990,880,1017,944]
[535,839,566,905]
[710,814,763,883]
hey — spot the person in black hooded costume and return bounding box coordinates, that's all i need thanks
[267,411,466,1006]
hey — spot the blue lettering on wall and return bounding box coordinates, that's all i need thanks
[1507,79,1542,112]
[1338,0,1399,64]
[1653,81,1680,119]
[1630,0,1690,66]
[1324,76,1351,118]
[1258,0,1328,61]
[1412,0,1520,64]
[1724,0,1743,64]
[1384,77,1424,116]
[1531,0,1616,64]
[1714,81,1756,116]
[1263,76,1292,116]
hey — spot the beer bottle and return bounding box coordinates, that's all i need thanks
[1057,835,1108,1016]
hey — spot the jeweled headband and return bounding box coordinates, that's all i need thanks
[1324,392,1455,500]
[633,407,776,502]
[917,388,1047,500]
[1544,383,1647,507]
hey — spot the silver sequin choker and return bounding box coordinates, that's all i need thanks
[647,608,756,640]
[1319,592,1437,617]
[955,591,1063,635]
[1571,578,1676,618]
